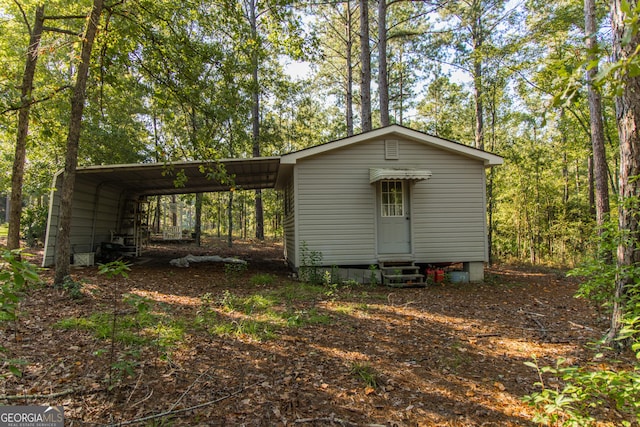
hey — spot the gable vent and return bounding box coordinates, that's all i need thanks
[385,140,399,159]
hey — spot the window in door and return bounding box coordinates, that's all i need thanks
[381,180,404,217]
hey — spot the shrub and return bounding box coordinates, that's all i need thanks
[523,351,640,426]
[21,205,48,247]
[1,250,40,377]
[0,250,39,322]
[299,242,323,284]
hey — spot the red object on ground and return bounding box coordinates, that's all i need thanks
[426,268,445,283]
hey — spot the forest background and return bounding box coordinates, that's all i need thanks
[0,0,622,266]
[3,1,640,423]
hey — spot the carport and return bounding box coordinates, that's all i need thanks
[42,157,281,267]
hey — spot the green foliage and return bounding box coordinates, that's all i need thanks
[523,353,640,426]
[0,250,39,378]
[368,265,379,286]
[568,223,619,311]
[350,361,379,389]
[323,279,339,300]
[21,205,47,247]
[56,276,84,299]
[299,242,323,285]
[281,307,331,327]
[592,0,640,94]
[212,318,277,342]
[523,206,640,425]
[58,312,148,345]
[224,261,248,282]
[218,290,277,315]
[525,223,640,425]
[2,358,27,379]
[198,286,334,339]
[195,292,217,328]
[570,222,640,336]
[110,349,141,383]
[274,282,326,305]
[98,260,131,279]
[249,273,275,286]
[0,250,39,323]
[56,292,185,357]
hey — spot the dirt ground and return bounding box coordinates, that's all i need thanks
[0,239,621,426]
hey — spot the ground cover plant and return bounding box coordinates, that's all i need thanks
[0,239,635,426]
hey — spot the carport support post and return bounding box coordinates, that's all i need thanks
[195,192,202,246]
[227,189,234,248]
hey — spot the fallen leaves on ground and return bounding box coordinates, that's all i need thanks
[0,239,622,426]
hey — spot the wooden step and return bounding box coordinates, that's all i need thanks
[381,265,420,274]
[379,260,425,287]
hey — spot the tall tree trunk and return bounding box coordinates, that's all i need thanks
[8,4,45,250]
[487,87,497,265]
[377,0,389,126]
[359,0,372,132]
[473,53,484,150]
[561,110,570,205]
[152,109,161,233]
[470,11,484,150]
[585,0,611,231]
[54,0,104,284]
[249,0,265,240]
[227,191,234,248]
[607,0,640,345]
[588,156,596,216]
[194,192,202,246]
[398,48,405,125]
[346,1,354,136]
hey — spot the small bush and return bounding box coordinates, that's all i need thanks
[299,242,323,284]
[56,276,84,299]
[21,205,47,247]
[0,250,39,322]
[1,250,39,377]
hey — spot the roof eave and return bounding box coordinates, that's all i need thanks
[280,125,504,166]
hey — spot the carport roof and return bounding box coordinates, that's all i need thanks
[69,157,281,196]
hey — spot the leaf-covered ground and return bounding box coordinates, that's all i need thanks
[0,239,620,426]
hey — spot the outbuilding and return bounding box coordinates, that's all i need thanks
[275,125,502,282]
[42,125,502,282]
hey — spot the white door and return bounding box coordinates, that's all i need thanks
[377,180,411,254]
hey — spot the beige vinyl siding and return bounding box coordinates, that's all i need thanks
[283,178,296,266]
[293,137,488,267]
[294,141,377,267]
[43,176,122,267]
[405,141,487,263]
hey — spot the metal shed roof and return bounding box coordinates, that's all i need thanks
[369,168,433,183]
[67,126,503,197]
[68,157,281,196]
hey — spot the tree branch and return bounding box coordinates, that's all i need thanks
[0,85,73,115]
[43,14,88,20]
[43,26,82,36]
[11,0,31,34]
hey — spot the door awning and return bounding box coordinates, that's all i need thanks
[369,168,433,183]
